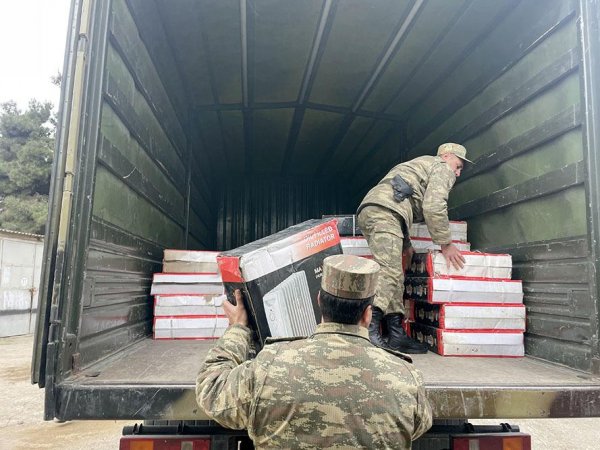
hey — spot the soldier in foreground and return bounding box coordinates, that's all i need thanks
[196,254,432,449]
[357,143,471,353]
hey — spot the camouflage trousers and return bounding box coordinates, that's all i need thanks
[357,205,406,315]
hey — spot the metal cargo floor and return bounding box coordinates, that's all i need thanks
[58,338,600,420]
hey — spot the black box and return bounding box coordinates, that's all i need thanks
[413,302,441,327]
[322,214,362,236]
[410,322,441,354]
[218,219,342,348]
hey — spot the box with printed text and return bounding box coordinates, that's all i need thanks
[406,251,512,279]
[411,322,524,357]
[217,219,342,347]
[413,302,526,330]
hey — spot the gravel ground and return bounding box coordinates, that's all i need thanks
[0,334,599,449]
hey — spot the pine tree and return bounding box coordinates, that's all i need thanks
[0,100,55,234]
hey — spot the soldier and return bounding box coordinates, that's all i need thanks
[357,143,471,353]
[196,254,432,449]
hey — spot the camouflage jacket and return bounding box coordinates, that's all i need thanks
[196,322,432,449]
[358,155,456,244]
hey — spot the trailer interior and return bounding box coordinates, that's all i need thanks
[34,0,600,421]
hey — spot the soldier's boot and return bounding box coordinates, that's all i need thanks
[386,314,428,354]
[368,306,388,348]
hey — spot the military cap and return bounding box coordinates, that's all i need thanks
[437,142,473,163]
[321,254,380,299]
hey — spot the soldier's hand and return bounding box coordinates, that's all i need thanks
[224,289,249,327]
[440,243,466,270]
[403,245,415,261]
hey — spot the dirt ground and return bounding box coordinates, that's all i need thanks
[0,334,127,450]
[0,334,599,449]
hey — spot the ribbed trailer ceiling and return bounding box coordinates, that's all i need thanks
[144,0,531,178]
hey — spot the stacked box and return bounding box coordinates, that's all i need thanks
[163,250,219,273]
[151,273,224,296]
[154,316,229,340]
[340,237,470,257]
[154,294,225,316]
[340,237,372,257]
[411,237,471,252]
[409,221,468,242]
[410,323,524,357]
[404,277,523,304]
[323,215,362,236]
[151,251,227,340]
[406,252,512,278]
[323,216,469,242]
[218,219,342,348]
[412,302,526,330]
[403,224,526,357]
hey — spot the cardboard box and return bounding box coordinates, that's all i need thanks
[340,237,372,257]
[406,251,512,279]
[154,294,225,316]
[323,214,362,236]
[411,237,471,252]
[410,221,467,242]
[411,322,524,357]
[404,277,523,304]
[153,315,229,340]
[413,302,526,330]
[150,273,224,295]
[163,250,219,273]
[218,219,342,346]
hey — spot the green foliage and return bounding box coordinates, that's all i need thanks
[0,194,49,234]
[0,100,55,233]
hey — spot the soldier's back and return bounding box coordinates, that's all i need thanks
[248,325,427,449]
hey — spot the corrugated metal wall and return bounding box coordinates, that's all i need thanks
[216,178,349,250]
[398,0,594,371]
[78,0,199,367]
[0,231,44,337]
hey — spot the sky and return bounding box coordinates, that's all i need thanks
[0,0,71,110]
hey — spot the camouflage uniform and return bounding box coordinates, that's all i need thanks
[196,323,432,449]
[357,155,456,314]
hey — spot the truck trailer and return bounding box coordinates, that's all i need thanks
[33,0,600,448]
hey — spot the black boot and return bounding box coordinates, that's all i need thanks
[386,314,428,354]
[368,306,388,348]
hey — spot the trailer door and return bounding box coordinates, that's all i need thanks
[31,0,110,404]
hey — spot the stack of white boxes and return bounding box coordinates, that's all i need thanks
[150,250,227,340]
[337,218,471,256]
[329,215,526,357]
[404,223,526,357]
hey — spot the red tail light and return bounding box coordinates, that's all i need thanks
[452,432,531,450]
[119,436,211,450]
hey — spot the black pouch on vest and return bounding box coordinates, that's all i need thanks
[390,175,414,202]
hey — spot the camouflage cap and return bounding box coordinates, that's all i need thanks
[321,255,380,300]
[437,142,473,163]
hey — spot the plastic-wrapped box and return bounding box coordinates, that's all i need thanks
[409,221,467,242]
[322,214,362,236]
[413,302,526,330]
[162,250,219,273]
[150,273,223,296]
[406,251,512,279]
[340,237,372,257]
[218,219,342,347]
[154,294,225,316]
[411,237,471,252]
[404,277,523,304]
[153,316,228,340]
[411,322,524,357]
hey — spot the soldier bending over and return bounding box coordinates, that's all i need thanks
[357,143,471,353]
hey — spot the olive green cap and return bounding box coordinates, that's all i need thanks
[437,142,473,163]
[321,255,380,299]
